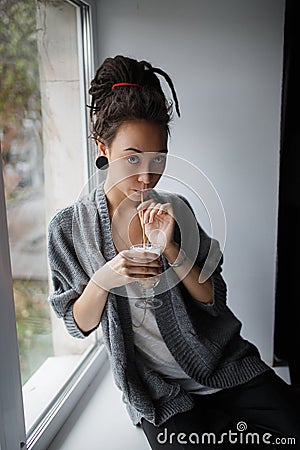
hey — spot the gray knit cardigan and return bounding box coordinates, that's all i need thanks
[48,182,270,426]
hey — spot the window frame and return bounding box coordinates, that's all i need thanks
[0,1,107,449]
[0,156,27,450]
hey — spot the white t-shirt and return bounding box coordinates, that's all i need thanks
[127,282,222,395]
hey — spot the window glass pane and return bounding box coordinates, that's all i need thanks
[1,0,50,385]
[1,0,97,433]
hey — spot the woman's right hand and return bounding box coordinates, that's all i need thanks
[91,249,162,291]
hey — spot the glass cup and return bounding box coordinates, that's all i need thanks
[129,243,162,309]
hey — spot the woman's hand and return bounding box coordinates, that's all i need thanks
[137,200,175,251]
[91,249,162,291]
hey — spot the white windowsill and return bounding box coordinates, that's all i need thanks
[23,354,84,431]
[47,358,150,450]
[273,365,291,383]
[24,345,107,450]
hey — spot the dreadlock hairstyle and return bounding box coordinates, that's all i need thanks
[88,55,180,146]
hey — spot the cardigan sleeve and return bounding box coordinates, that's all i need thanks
[175,195,227,317]
[47,207,94,338]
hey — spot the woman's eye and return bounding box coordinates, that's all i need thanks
[153,155,166,164]
[127,155,140,164]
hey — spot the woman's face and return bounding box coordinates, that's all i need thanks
[100,120,168,203]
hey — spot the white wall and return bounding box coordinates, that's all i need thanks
[95,0,285,364]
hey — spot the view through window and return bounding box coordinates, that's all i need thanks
[1,0,98,434]
[1,0,50,386]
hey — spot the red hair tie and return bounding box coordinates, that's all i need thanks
[112,82,142,90]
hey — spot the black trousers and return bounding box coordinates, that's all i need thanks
[141,370,300,449]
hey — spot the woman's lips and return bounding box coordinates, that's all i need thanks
[133,189,151,196]
[130,189,151,201]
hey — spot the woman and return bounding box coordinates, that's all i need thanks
[48,56,299,449]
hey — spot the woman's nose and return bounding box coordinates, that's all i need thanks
[137,171,152,185]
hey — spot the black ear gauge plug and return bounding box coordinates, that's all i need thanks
[95,156,109,170]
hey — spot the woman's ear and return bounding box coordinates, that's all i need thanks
[97,138,108,157]
[95,138,109,170]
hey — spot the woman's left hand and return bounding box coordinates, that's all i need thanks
[137,200,175,251]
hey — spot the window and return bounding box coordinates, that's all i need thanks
[0,1,105,449]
